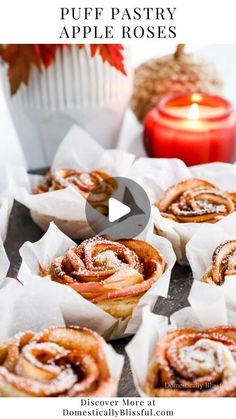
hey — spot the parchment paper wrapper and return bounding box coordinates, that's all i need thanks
[18,222,176,340]
[0,277,124,394]
[126,280,236,396]
[0,165,14,242]
[186,211,236,308]
[0,237,10,280]
[12,125,136,239]
[129,159,236,265]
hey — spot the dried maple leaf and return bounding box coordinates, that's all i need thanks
[35,45,72,67]
[35,45,59,68]
[89,44,127,75]
[0,44,126,95]
[0,45,41,95]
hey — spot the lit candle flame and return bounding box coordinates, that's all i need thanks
[191,93,202,103]
[188,103,200,120]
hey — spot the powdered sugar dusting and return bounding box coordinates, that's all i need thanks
[179,338,236,376]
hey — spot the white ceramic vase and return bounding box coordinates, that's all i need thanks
[1,46,133,169]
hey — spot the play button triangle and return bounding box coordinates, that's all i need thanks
[108,197,131,223]
[85,176,151,238]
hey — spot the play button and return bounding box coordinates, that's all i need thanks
[108,197,130,222]
[85,177,151,239]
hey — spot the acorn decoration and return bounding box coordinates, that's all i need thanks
[131,45,223,123]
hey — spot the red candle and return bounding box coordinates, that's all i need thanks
[144,93,236,166]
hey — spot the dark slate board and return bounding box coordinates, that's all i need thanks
[5,200,193,397]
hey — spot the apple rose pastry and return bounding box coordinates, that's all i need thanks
[155,178,236,223]
[33,169,117,215]
[145,326,236,397]
[0,326,116,397]
[49,236,166,319]
[202,240,236,285]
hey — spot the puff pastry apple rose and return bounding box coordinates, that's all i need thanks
[33,169,117,214]
[145,326,236,397]
[155,178,236,223]
[31,169,117,238]
[0,326,116,397]
[202,240,236,285]
[49,236,166,319]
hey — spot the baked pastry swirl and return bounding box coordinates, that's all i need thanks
[49,236,166,319]
[155,178,236,223]
[33,169,117,214]
[0,327,115,397]
[145,326,236,397]
[202,240,236,285]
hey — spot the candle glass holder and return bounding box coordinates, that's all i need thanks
[144,93,236,166]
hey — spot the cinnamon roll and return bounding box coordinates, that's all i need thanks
[145,326,236,397]
[33,169,117,215]
[0,326,116,397]
[202,240,236,285]
[155,178,236,223]
[48,236,166,319]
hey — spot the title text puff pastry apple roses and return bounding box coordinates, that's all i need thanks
[145,326,236,397]
[0,327,116,397]
[155,178,236,223]
[49,236,166,319]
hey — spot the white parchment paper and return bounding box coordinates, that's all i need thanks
[17,222,176,340]
[126,280,236,396]
[0,276,124,391]
[12,125,136,238]
[0,165,14,242]
[0,237,10,279]
[129,159,236,264]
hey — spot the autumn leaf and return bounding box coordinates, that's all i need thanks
[35,45,72,68]
[0,44,126,95]
[0,45,42,95]
[35,45,59,68]
[77,44,126,75]
[89,44,127,75]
